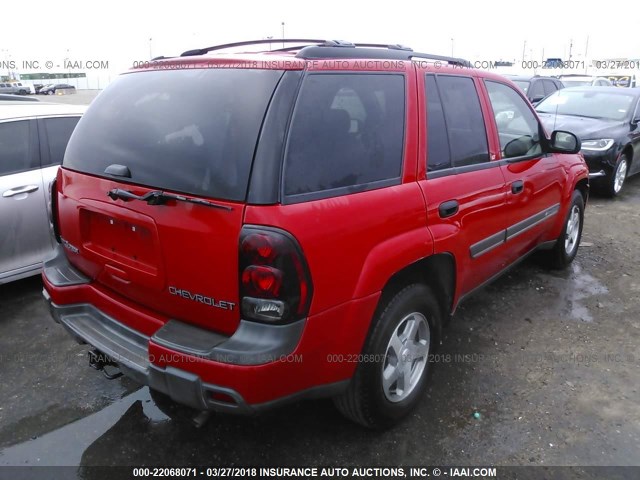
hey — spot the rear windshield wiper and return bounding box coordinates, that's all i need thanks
[107,189,232,211]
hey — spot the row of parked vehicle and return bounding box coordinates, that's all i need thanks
[2,40,639,429]
[503,74,639,196]
[0,82,76,95]
[507,74,614,105]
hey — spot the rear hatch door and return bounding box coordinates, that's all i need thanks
[58,67,284,335]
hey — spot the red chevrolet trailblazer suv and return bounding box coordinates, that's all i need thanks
[43,39,588,428]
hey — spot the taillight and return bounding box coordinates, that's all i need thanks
[48,176,61,244]
[239,226,312,323]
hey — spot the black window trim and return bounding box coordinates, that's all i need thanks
[425,73,452,173]
[0,118,40,177]
[426,153,552,180]
[247,70,301,205]
[425,73,492,176]
[280,71,407,205]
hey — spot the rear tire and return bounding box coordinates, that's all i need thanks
[333,284,441,429]
[543,190,584,269]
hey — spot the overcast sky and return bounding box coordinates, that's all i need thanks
[2,0,639,74]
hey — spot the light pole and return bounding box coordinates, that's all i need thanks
[281,22,285,47]
[451,38,454,57]
[568,38,573,61]
[149,38,153,59]
[65,48,70,81]
[267,36,273,51]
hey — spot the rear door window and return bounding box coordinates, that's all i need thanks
[542,80,559,96]
[63,69,283,201]
[41,116,80,166]
[0,120,34,176]
[528,80,545,101]
[435,75,489,168]
[283,73,405,199]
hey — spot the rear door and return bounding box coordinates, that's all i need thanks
[482,79,565,260]
[0,119,50,281]
[57,68,284,335]
[418,73,510,297]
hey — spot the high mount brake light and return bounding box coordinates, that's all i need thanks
[239,227,312,323]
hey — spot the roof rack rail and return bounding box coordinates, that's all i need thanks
[179,38,470,67]
[295,45,470,67]
[181,39,329,57]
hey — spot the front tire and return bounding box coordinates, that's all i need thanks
[333,284,441,429]
[544,190,584,269]
[605,155,628,197]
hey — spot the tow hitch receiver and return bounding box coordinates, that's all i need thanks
[88,349,123,380]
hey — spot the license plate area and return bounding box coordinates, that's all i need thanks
[78,205,164,290]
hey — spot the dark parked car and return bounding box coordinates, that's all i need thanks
[37,84,54,95]
[508,75,564,104]
[44,39,587,428]
[39,83,76,95]
[536,87,640,196]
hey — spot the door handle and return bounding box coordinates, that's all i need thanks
[511,180,524,194]
[439,200,459,218]
[3,184,39,198]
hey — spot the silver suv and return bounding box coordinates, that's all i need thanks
[0,101,85,284]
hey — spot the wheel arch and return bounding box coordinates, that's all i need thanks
[372,253,456,341]
[621,144,634,170]
[575,177,589,206]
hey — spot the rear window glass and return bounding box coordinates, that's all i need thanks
[284,73,405,197]
[64,69,283,201]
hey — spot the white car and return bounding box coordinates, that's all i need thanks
[0,102,85,284]
[557,75,612,87]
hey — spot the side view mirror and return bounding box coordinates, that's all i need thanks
[549,130,581,154]
[531,95,545,104]
[632,116,640,125]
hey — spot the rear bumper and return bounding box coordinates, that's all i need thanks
[43,246,379,412]
[44,291,348,413]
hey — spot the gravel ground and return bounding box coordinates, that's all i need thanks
[0,178,639,472]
